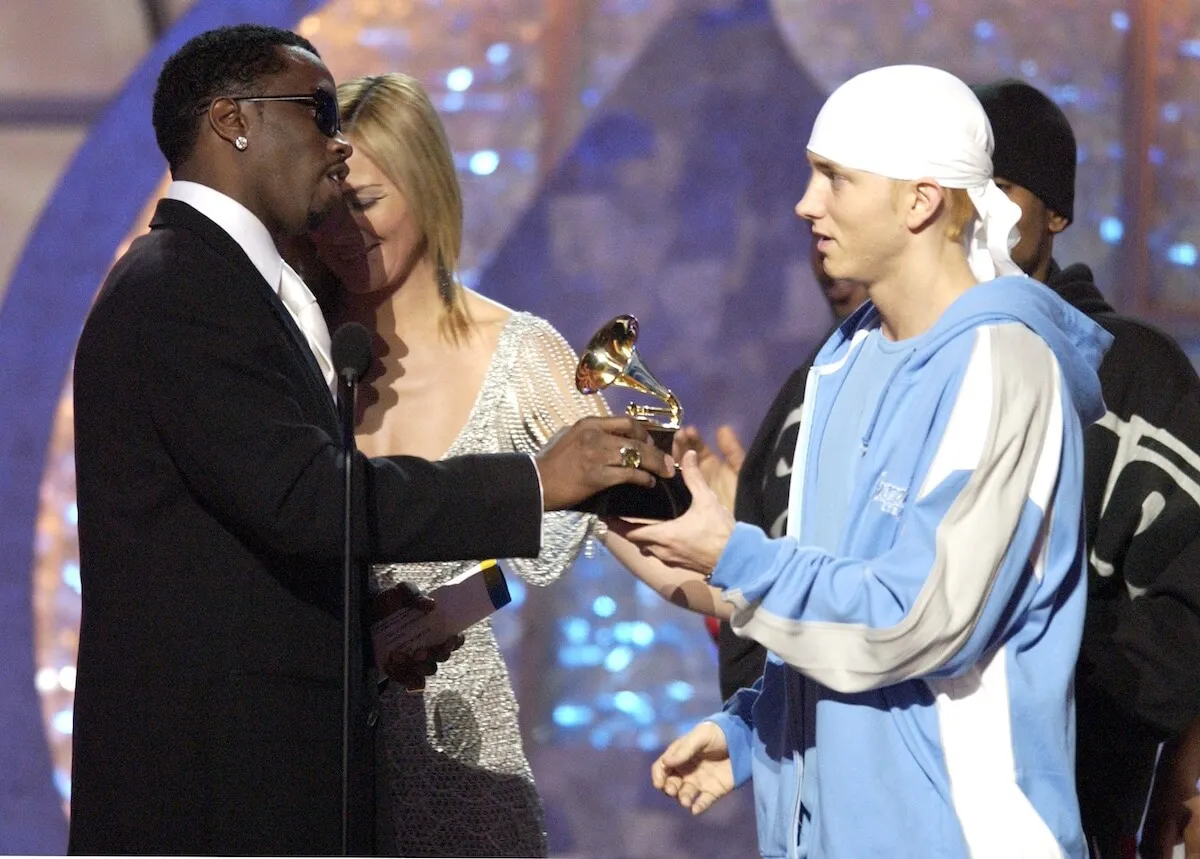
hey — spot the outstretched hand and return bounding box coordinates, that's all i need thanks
[672,425,745,513]
[651,721,735,815]
[614,450,735,576]
[535,416,676,511]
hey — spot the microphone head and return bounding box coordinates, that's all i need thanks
[331,322,373,382]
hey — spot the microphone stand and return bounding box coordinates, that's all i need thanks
[331,320,373,855]
[338,368,361,857]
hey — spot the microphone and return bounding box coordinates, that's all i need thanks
[330,321,372,856]
[331,321,373,384]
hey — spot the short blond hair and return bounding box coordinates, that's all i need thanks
[891,180,976,244]
[337,73,470,340]
[942,187,976,244]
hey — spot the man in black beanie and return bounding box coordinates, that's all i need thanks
[975,77,1200,859]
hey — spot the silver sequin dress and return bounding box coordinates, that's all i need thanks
[372,312,603,857]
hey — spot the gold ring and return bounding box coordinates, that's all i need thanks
[619,445,642,469]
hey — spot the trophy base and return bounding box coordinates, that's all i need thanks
[570,424,692,520]
[571,475,692,520]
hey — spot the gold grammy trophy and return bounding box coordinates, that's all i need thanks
[572,314,692,519]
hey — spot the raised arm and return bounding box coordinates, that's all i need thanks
[602,521,733,619]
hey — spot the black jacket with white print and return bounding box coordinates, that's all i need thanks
[1050,261,1200,858]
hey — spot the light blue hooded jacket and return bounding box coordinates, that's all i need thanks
[707,276,1113,859]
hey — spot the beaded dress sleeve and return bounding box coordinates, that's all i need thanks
[496,313,608,586]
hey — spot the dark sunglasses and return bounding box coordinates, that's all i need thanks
[214,88,341,138]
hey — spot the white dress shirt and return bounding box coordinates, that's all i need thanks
[165,181,336,393]
[165,182,544,507]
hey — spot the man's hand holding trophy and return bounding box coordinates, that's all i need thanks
[570,314,693,520]
[570,313,736,601]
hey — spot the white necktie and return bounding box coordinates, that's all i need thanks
[277,261,336,394]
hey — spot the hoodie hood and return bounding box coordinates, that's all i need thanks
[821,275,1113,425]
[1045,260,1115,316]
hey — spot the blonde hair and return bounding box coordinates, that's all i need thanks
[943,187,976,244]
[891,181,977,244]
[337,73,471,341]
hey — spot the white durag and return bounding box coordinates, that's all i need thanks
[806,64,1023,282]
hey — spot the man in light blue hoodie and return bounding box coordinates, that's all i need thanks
[611,65,1113,858]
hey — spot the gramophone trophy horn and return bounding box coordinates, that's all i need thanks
[576,315,682,436]
[571,314,691,519]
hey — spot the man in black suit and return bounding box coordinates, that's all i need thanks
[69,24,668,855]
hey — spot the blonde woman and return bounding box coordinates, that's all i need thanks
[311,73,603,857]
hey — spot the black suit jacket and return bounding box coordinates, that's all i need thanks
[69,199,544,855]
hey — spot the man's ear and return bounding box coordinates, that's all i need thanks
[206,97,249,149]
[1048,210,1070,236]
[906,178,946,232]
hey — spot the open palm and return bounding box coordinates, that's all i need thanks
[672,425,745,512]
[651,721,735,815]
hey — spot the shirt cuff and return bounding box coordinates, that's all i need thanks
[704,713,754,788]
[709,522,771,593]
[527,453,545,516]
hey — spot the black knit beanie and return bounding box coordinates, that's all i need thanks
[971,78,1077,224]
